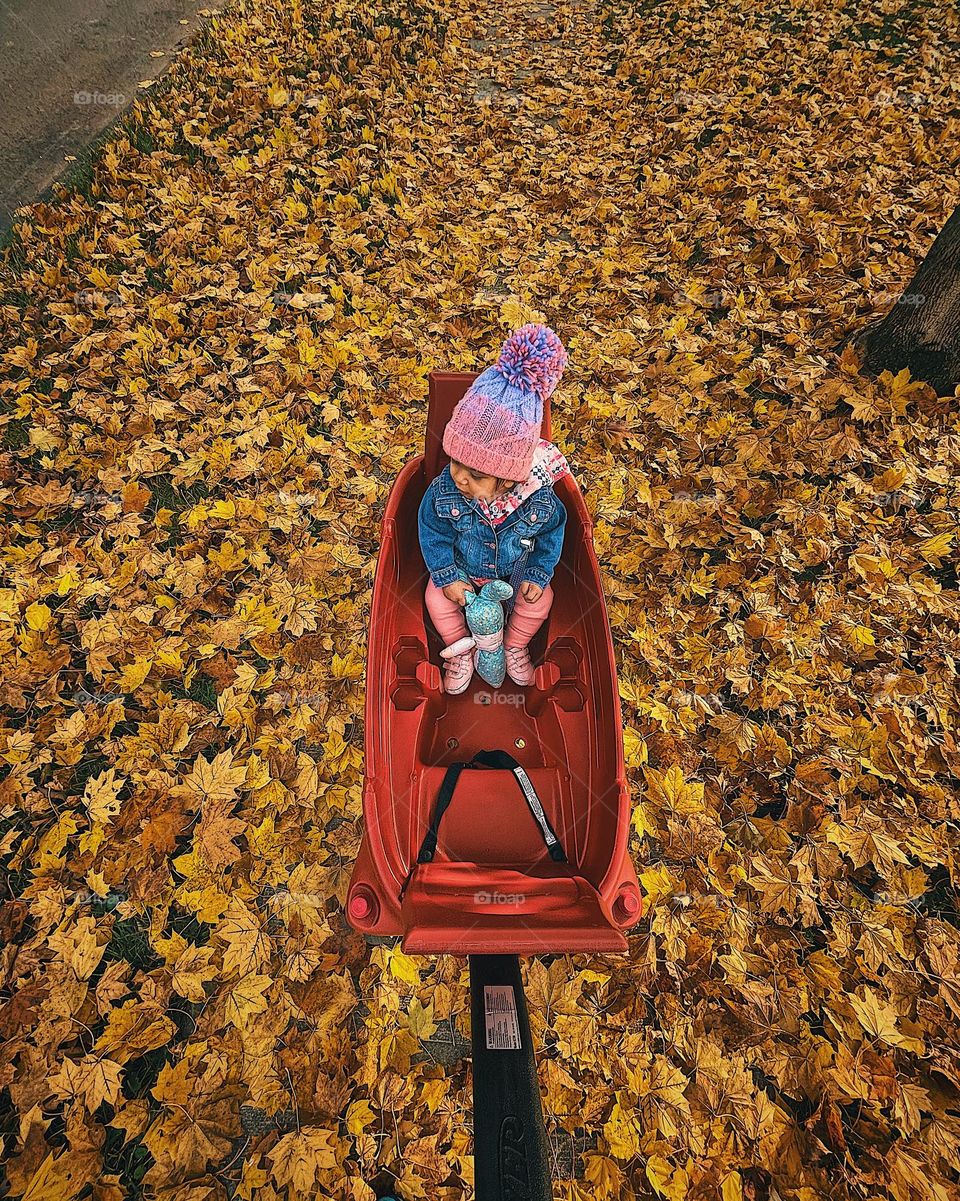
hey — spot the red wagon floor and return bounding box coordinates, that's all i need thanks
[356,621,637,954]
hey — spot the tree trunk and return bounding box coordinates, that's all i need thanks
[856,203,960,396]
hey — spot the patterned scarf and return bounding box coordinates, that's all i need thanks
[475,439,571,525]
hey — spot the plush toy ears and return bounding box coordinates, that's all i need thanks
[480,580,514,603]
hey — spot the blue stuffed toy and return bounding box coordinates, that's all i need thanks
[460,577,514,687]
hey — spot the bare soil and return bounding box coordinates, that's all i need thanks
[0,0,215,233]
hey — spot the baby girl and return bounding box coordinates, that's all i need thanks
[418,323,571,694]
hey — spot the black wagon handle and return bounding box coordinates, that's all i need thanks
[470,954,554,1201]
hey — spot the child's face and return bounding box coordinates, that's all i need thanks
[449,459,515,501]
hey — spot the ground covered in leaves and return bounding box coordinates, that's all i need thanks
[2,0,960,1197]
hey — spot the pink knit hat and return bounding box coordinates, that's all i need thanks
[442,323,568,482]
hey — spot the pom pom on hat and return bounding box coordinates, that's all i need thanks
[493,323,568,399]
[442,323,568,482]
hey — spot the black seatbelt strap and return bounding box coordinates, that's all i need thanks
[472,750,566,861]
[415,749,567,868]
[415,759,468,865]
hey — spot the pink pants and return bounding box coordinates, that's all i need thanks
[425,579,554,649]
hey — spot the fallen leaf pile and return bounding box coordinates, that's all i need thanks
[1,0,959,1196]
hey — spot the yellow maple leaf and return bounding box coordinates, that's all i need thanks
[916,530,953,562]
[420,1079,449,1115]
[722,1172,744,1201]
[269,1129,340,1193]
[84,869,110,898]
[644,763,703,815]
[19,1152,90,1201]
[216,900,272,976]
[346,1099,375,1136]
[83,767,124,826]
[195,793,246,871]
[185,749,247,806]
[583,1153,625,1198]
[118,656,153,691]
[25,601,52,630]
[632,801,657,840]
[386,947,421,986]
[647,1155,690,1201]
[845,623,876,649]
[51,1056,123,1112]
[638,865,676,907]
[208,540,247,572]
[500,297,546,329]
[330,649,365,679]
[849,989,924,1053]
[623,726,648,767]
[225,973,273,1028]
[405,997,437,1041]
[603,1097,641,1160]
[71,921,107,980]
[171,944,219,1002]
[36,811,81,870]
[244,751,273,791]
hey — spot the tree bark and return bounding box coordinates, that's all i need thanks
[856,203,960,396]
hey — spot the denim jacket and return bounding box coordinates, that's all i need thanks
[418,464,567,591]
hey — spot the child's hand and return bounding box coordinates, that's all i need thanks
[442,580,475,607]
[519,581,543,603]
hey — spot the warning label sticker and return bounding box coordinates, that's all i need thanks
[484,985,522,1050]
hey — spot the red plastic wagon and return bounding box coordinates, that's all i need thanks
[346,371,641,956]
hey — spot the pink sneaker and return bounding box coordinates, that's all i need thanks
[504,645,534,686]
[440,636,476,695]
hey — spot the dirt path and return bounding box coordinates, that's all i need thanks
[0,0,215,232]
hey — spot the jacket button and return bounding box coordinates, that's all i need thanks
[450,507,460,516]
[530,513,538,521]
